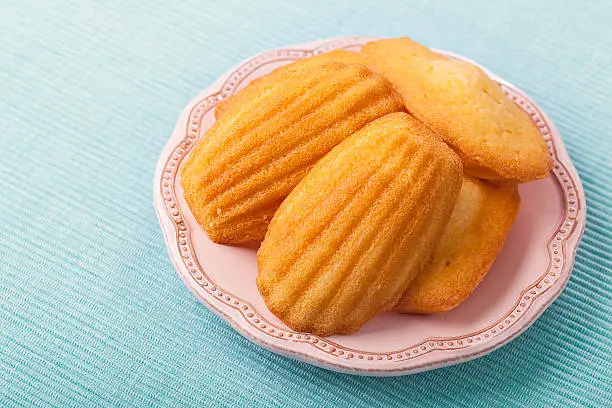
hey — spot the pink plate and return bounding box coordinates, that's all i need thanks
[153,36,586,376]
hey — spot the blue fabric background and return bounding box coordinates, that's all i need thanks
[1,1,611,406]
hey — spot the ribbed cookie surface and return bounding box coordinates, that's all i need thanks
[215,50,366,119]
[180,60,403,244]
[395,176,520,313]
[257,112,463,336]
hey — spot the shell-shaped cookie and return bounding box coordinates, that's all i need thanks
[395,176,520,313]
[215,50,366,119]
[361,37,552,182]
[180,61,403,244]
[257,112,463,336]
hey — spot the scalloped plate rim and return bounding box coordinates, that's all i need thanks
[153,36,586,376]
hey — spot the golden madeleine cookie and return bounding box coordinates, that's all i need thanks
[181,61,403,244]
[361,37,552,182]
[257,112,463,336]
[215,50,366,119]
[395,176,520,314]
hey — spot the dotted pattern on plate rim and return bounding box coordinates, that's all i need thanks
[161,37,581,363]
[215,37,373,100]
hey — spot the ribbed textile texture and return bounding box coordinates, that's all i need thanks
[1,1,610,407]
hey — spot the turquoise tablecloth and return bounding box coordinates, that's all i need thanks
[1,1,611,406]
